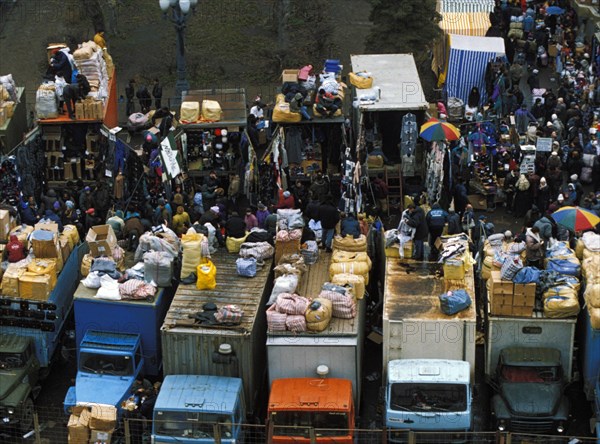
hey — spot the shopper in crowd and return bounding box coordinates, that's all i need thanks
[405,203,428,261]
[277,189,296,209]
[525,226,544,268]
[318,197,340,252]
[340,212,361,239]
[256,202,270,229]
[172,206,191,236]
[225,211,246,239]
[152,78,162,109]
[244,208,258,231]
[426,202,449,260]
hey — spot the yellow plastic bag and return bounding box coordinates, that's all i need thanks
[273,94,301,123]
[196,259,217,290]
[201,100,222,122]
[226,233,248,254]
[349,72,373,89]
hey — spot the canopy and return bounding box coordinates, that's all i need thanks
[437,0,495,13]
[439,12,491,37]
[444,34,506,105]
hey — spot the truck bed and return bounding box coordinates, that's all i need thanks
[384,259,476,322]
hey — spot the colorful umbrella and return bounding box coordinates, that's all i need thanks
[419,118,461,141]
[551,206,600,232]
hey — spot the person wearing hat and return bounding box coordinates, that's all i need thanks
[264,204,278,237]
[84,208,100,232]
[525,225,544,268]
[570,174,584,206]
[514,174,532,218]
[244,208,258,231]
[19,196,40,226]
[256,202,270,229]
[123,206,145,251]
[503,230,514,243]
[43,201,64,232]
[225,211,246,239]
[536,177,551,214]
[172,205,192,236]
[551,113,564,140]
[200,205,225,246]
[153,197,172,227]
[78,186,93,213]
[277,188,296,209]
[405,203,428,260]
[527,69,540,91]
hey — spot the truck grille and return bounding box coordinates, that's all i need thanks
[511,419,554,434]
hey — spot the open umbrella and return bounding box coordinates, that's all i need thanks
[551,206,600,232]
[419,118,461,141]
[545,6,565,16]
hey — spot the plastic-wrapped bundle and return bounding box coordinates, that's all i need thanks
[35,83,58,118]
[331,273,365,300]
[143,251,174,287]
[318,290,356,319]
[267,274,299,306]
[267,305,287,332]
[332,234,367,252]
[305,298,333,332]
[179,233,204,279]
[275,293,310,315]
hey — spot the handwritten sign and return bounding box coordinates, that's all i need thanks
[536,137,553,153]
[160,135,181,178]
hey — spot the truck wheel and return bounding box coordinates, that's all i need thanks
[19,398,34,434]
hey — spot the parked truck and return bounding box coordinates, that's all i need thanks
[267,377,355,444]
[0,242,84,434]
[382,257,476,441]
[579,308,599,440]
[485,314,576,435]
[152,375,245,443]
[161,251,273,418]
[64,255,176,413]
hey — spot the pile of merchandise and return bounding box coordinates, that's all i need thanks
[72,40,111,101]
[438,234,473,316]
[576,232,600,329]
[274,209,304,262]
[80,224,179,301]
[0,74,18,126]
[1,221,79,301]
[68,404,117,444]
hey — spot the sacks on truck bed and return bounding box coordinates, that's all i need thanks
[331,250,372,269]
[36,83,58,119]
[305,298,333,332]
[582,255,600,280]
[584,281,600,308]
[329,260,369,284]
[275,293,310,315]
[267,274,299,305]
[546,258,581,277]
[331,273,365,300]
[143,251,174,287]
[318,290,356,319]
[267,305,287,332]
[543,285,580,318]
[332,234,367,252]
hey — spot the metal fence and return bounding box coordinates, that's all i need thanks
[3,407,597,444]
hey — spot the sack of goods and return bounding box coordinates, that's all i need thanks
[236,257,257,278]
[273,94,302,123]
[439,289,472,315]
[196,260,217,290]
[543,285,580,318]
[332,234,367,252]
[215,304,243,324]
[180,233,204,279]
[267,304,288,332]
[239,241,274,260]
[545,241,577,260]
[349,71,373,89]
[143,251,174,287]
[180,101,200,123]
[584,280,600,309]
[331,273,365,300]
[267,274,299,305]
[545,258,581,277]
[73,41,109,101]
[36,83,58,118]
[329,260,370,285]
[226,233,249,254]
[331,250,372,269]
[201,100,222,122]
[277,209,305,230]
[318,290,356,319]
[275,293,310,315]
[575,232,600,260]
[300,240,319,265]
[276,253,307,275]
[500,255,523,281]
[582,255,600,280]
[285,314,307,333]
[305,298,333,332]
[27,258,57,289]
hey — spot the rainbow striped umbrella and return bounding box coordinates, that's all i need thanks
[419,118,461,141]
[551,206,600,232]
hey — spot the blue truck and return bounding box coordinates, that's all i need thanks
[580,308,600,442]
[64,280,175,413]
[152,375,245,443]
[0,243,84,434]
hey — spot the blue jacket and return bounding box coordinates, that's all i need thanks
[341,217,361,238]
[426,207,449,230]
[44,210,63,232]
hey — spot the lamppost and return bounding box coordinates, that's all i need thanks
[159,0,197,107]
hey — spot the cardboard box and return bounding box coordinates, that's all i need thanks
[1,267,24,298]
[491,304,513,316]
[89,405,117,432]
[10,224,34,249]
[35,222,59,233]
[282,69,299,83]
[86,225,117,257]
[60,235,72,263]
[0,209,16,241]
[489,271,513,294]
[511,306,533,317]
[19,272,52,301]
[89,429,112,443]
[75,102,85,120]
[31,229,59,259]
[72,405,91,416]
[513,293,535,307]
[68,411,90,443]
[27,258,57,289]
[514,282,536,297]
[491,293,513,306]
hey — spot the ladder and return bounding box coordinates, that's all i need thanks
[384,164,403,216]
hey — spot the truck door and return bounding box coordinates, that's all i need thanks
[135,345,144,377]
[27,342,40,389]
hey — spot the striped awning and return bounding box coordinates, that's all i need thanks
[444,34,506,105]
[439,12,491,37]
[438,0,495,13]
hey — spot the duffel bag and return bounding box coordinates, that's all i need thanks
[286,314,307,332]
[267,305,287,331]
[240,241,274,260]
[276,293,310,315]
[439,289,472,316]
[513,266,541,284]
[196,259,217,290]
[215,304,243,324]
[236,257,257,277]
[318,290,356,319]
[546,258,581,277]
[332,234,367,252]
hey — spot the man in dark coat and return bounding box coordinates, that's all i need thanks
[136,85,152,114]
[318,197,340,252]
[63,74,91,119]
[225,211,246,239]
[152,78,162,109]
[125,79,136,116]
[50,48,72,84]
[426,203,448,260]
[406,204,428,260]
[340,213,360,238]
[447,210,462,235]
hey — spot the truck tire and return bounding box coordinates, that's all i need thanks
[20,398,34,434]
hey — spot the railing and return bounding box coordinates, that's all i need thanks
[5,407,597,444]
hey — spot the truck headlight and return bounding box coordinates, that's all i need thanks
[497,420,506,431]
[7,408,14,415]
[556,422,565,433]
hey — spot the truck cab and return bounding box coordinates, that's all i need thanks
[152,375,245,443]
[0,335,39,434]
[64,330,144,414]
[385,359,472,443]
[267,378,354,443]
[490,347,569,435]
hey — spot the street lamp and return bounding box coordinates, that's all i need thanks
[159,0,198,106]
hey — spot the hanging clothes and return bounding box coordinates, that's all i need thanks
[285,126,303,164]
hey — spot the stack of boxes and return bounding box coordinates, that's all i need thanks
[68,405,117,444]
[488,270,536,317]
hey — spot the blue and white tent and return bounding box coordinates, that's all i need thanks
[444,34,506,105]
[437,0,495,13]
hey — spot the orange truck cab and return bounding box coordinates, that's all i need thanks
[267,378,354,443]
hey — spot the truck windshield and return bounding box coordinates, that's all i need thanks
[272,411,349,437]
[79,352,133,376]
[0,352,26,369]
[390,383,467,412]
[154,411,233,439]
[501,365,561,383]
